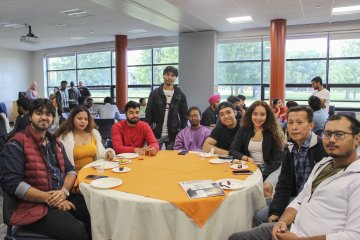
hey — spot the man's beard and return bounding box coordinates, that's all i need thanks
[127,118,139,124]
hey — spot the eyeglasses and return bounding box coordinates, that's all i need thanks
[322,131,354,140]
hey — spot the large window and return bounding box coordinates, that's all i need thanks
[217,40,264,103]
[47,51,113,102]
[127,46,178,101]
[218,35,360,109]
[46,46,178,103]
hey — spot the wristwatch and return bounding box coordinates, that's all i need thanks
[61,188,70,198]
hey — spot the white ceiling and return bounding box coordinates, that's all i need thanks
[0,0,360,51]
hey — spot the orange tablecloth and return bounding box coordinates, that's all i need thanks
[77,150,257,227]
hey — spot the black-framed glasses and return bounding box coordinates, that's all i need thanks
[322,131,354,140]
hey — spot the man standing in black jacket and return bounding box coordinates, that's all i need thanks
[253,106,327,226]
[145,66,188,150]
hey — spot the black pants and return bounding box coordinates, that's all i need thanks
[23,194,91,240]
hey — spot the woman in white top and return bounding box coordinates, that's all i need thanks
[230,101,286,197]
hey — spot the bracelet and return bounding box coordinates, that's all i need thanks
[275,221,287,226]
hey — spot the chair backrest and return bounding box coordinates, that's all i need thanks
[328,105,335,117]
[2,190,18,226]
[94,119,115,140]
[336,111,356,118]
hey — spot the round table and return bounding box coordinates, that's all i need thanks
[78,151,265,240]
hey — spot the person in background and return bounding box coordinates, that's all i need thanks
[55,80,70,118]
[281,100,299,130]
[112,101,159,155]
[97,97,121,120]
[173,106,211,151]
[311,76,330,113]
[8,98,30,138]
[229,101,286,198]
[252,106,326,226]
[68,81,81,110]
[308,95,328,134]
[78,80,91,99]
[272,98,287,124]
[203,101,240,155]
[227,95,244,120]
[78,96,86,106]
[26,81,39,100]
[237,94,247,111]
[56,105,115,172]
[0,98,91,239]
[0,108,10,134]
[229,114,360,240]
[53,87,59,94]
[201,94,220,127]
[139,97,147,116]
[146,66,188,150]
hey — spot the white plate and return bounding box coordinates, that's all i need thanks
[116,153,139,159]
[112,167,131,173]
[91,161,118,169]
[216,179,247,190]
[208,158,227,164]
[90,177,122,189]
[199,152,215,158]
[230,164,249,170]
[117,159,132,165]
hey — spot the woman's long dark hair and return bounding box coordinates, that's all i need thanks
[242,101,286,151]
[55,105,96,137]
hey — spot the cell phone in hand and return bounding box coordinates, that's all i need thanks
[178,150,189,155]
[85,175,108,180]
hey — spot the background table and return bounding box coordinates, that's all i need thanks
[79,151,265,240]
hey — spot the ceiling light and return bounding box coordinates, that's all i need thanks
[332,5,360,15]
[226,16,253,24]
[1,22,25,29]
[70,36,88,40]
[60,9,88,16]
[128,29,147,34]
[56,23,66,27]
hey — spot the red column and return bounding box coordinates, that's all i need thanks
[269,19,286,104]
[115,35,128,110]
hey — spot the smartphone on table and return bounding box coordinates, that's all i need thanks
[85,175,108,180]
[232,170,253,175]
[178,150,189,155]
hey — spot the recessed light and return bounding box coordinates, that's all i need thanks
[70,36,88,40]
[89,31,95,34]
[1,22,25,29]
[332,5,360,15]
[128,29,147,34]
[56,23,66,27]
[226,16,253,24]
[315,5,321,9]
[60,9,88,16]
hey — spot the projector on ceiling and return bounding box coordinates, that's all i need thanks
[20,25,40,44]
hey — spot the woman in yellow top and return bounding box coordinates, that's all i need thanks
[56,105,115,172]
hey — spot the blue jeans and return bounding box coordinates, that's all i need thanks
[253,206,269,227]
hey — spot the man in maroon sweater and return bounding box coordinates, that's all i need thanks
[112,101,159,155]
